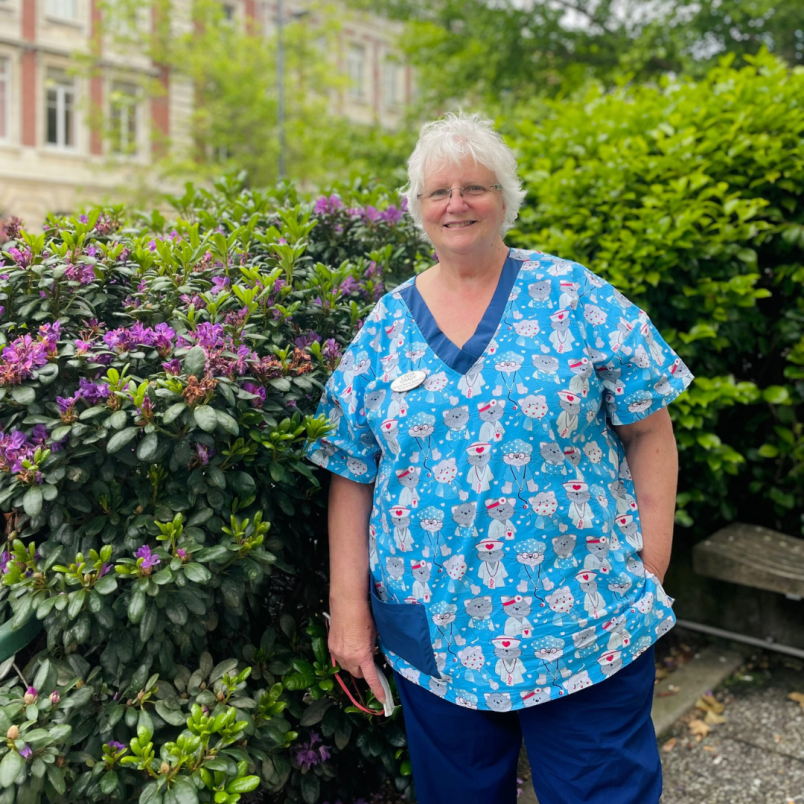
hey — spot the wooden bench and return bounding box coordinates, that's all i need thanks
[692,522,804,600]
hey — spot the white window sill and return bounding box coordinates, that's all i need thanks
[44,15,84,29]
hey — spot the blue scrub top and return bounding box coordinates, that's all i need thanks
[305,248,694,712]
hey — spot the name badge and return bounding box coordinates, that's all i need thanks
[390,370,427,393]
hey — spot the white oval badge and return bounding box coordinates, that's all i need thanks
[390,370,427,393]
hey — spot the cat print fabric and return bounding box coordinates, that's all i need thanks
[306,248,694,711]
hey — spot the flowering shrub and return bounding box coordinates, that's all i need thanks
[0,175,426,804]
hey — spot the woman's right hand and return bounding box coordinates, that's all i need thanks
[328,598,387,703]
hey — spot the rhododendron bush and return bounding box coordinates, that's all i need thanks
[0,175,426,804]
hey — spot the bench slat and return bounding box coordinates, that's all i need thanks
[692,522,804,597]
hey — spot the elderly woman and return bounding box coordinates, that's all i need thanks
[305,113,693,804]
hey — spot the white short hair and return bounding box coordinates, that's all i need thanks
[402,112,527,240]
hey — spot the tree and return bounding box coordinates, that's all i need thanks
[87,0,353,189]
[359,0,804,112]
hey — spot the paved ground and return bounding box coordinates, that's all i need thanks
[659,652,804,804]
[518,633,804,804]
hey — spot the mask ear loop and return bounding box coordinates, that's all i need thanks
[322,613,396,717]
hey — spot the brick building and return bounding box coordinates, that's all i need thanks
[0,0,412,227]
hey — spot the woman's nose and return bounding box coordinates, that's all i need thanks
[445,190,470,212]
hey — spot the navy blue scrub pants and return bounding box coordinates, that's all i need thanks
[394,647,660,804]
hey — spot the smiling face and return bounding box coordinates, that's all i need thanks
[420,156,506,258]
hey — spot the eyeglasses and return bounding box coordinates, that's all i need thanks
[417,184,503,203]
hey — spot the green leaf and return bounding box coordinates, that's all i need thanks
[155,700,187,726]
[138,707,154,740]
[100,771,118,795]
[163,403,187,424]
[94,575,118,595]
[215,409,239,435]
[226,776,260,794]
[167,778,198,804]
[137,433,160,462]
[11,386,35,406]
[46,763,66,795]
[193,406,218,432]
[183,345,206,378]
[108,410,128,430]
[300,698,333,727]
[128,590,147,624]
[183,563,212,583]
[762,385,790,405]
[300,770,320,804]
[195,545,230,563]
[107,427,139,454]
[67,589,86,620]
[0,750,23,788]
[757,444,779,458]
[23,486,43,517]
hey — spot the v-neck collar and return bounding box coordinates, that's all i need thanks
[399,250,521,375]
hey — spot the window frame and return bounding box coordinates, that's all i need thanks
[108,80,139,156]
[0,56,9,144]
[45,0,79,23]
[347,43,367,103]
[45,68,78,150]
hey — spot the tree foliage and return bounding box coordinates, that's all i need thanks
[508,50,804,540]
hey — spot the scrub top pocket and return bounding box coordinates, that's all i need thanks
[370,582,440,678]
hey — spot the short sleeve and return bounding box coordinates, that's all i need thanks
[578,269,694,426]
[304,325,381,484]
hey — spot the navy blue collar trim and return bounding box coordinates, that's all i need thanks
[399,252,519,375]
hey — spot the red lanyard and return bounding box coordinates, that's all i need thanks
[323,613,384,717]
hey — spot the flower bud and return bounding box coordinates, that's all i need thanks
[75,679,84,689]
[23,686,37,705]
[6,725,19,740]
[160,761,170,775]
[216,691,224,701]
[50,691,60,705]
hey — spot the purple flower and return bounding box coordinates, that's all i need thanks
[379,205,404,225]
[135,545,161,570]
[363,206,380,223]
[322,339,341,361]
[30,424,48,444]
[106,741,126,752]
[56,395,78,416]
[19,745,32,760]
[0,307,4,318]
[313,194,344,214]
[0,334,48,384]
[79,215,88,223]
[294,331,321,349]
[98,563,111,578]
[243,382,266,409]
[163,359,181,375]
[0,552,9,573]
[74,339,92,355]
[153,323,175,353]
[210,276,230,295]
[78,378,110,405]
[194,443,213,466]
[176,548,188,560]
[338,276,358,296]
[295,732,331,771]
[194,322,225,351]
[8,246,32,268]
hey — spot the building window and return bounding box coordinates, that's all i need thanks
[347,44,366,102]
[0,58,9,142]
[382,58,400,110]
[221,2,236,23]
[46,68,76,149]
[109,81,138,155]
[46,0,78,21]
